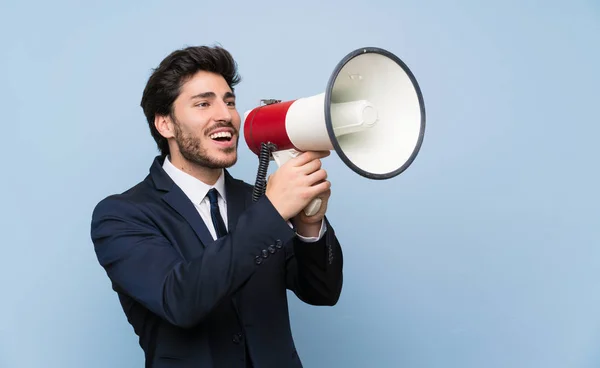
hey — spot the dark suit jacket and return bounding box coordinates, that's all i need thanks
[90,156,344,367]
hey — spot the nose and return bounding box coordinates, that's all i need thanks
[214,100,232,122]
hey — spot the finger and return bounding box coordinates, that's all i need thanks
[298,158,322,175]
[307,180,331,197]
[305,168,327,186]
[291,151,330,167]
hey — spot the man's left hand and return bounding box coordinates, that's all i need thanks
[292,188,331,238]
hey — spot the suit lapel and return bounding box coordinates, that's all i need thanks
[149,157,251,251]
[162,187,214,248]
[149,156,214,248]
[224,170,249,232]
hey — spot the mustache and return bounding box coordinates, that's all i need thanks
[205,122,238,135]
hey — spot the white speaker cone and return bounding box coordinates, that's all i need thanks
[325,47,426,179]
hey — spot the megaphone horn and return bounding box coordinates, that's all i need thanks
[244,47,426,216]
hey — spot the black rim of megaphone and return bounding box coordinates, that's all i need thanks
[324,47,426,180]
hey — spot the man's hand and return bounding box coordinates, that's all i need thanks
[265,151,331,222]
[292,187,330,238]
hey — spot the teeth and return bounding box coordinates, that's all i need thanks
[209,131,232,139]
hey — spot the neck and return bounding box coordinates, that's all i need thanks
[168,153,222,186]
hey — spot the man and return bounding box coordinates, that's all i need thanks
[90,45,343,368]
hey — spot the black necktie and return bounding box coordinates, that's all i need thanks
[207,188,227,238]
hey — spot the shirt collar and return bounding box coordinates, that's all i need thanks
[162,156,226,205]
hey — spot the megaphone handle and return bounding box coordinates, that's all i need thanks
[271,149,323,217]
[303,198,322,216]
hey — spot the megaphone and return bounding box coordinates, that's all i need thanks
[243,47,425,216]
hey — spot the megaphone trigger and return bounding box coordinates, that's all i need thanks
[271,149,301,166]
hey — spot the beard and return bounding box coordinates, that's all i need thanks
[172,116,239,169]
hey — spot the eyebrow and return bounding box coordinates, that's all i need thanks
[190,91,236,100]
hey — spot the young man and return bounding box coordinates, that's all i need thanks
[90,45,343,368]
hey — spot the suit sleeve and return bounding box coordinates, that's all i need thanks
[285,217,343,306]
[90,194,296,329]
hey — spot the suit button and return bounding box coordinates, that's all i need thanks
[275,239,283,249]
[268,245,276,254]
[233,333,243,344]
[254,256,263,265]
[261,249,269,258]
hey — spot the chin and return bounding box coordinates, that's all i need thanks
[208,152,238,169]
[179,140,239,169]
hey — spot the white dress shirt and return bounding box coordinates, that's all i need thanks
[162,157,325,242]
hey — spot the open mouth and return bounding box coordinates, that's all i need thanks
[209,131,233,142]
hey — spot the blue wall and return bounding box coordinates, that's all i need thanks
[1,0,599,367]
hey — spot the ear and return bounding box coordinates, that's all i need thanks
[154,114,175,139]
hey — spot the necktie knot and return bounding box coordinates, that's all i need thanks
[207,188,219,207]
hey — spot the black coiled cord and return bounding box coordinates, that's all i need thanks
[252,142,277,202]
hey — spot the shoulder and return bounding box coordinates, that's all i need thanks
[91,175,157,223]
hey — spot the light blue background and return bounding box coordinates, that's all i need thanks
[1,0,599,367]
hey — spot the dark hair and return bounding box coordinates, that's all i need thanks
[140,45,241,157]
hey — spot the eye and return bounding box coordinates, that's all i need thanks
[226,101,236,107]
[195,102,209,108]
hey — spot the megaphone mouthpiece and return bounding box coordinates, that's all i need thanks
[330,99,379,136]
